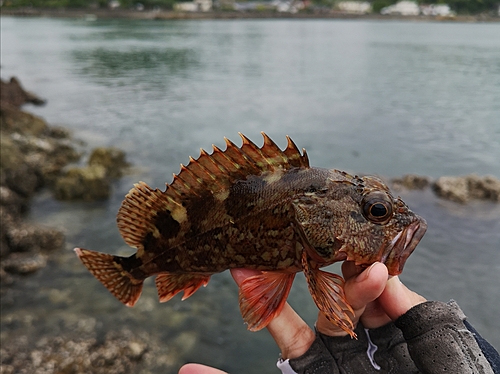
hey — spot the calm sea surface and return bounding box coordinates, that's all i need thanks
[2,16,500,372]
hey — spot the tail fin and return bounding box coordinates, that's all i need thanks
[75,248,143,307]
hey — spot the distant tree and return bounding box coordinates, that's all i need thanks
[371,0,397,13]
[368,0,497,14]
[443,0,498,14]
[119,0,176,9]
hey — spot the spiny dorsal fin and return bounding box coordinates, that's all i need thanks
[116,133,308,248]
[168,132,309,197]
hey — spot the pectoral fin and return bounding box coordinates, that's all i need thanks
[156,273,211,302]
[239,272,296,331]
[301,252,356,338]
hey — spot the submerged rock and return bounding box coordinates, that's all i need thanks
[2,253,48,275]
[391,174,431,190]
[54,165,111,201]
[0,329,176,374]
[53,147,129,201]
[88,147,129,178]
[433,174,500,203]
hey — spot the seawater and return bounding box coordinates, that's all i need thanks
[2,16,500,372]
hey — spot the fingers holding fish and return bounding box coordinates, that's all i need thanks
[315,262,388,337]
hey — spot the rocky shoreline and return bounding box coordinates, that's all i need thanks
[0,77,129,287]
[2,7,499,23]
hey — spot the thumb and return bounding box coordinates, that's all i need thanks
[378,276,426,320]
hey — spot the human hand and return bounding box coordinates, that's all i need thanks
[178,363,227,374]
[317,261,427,333]
[232,262,426,358]
[178,262,426,373]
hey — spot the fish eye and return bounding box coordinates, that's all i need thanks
[362,194,393,224]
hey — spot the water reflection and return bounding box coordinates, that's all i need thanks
[72,47,199,85]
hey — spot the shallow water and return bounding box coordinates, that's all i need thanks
[1,17,500,372]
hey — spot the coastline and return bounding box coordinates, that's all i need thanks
[1,7,499,22]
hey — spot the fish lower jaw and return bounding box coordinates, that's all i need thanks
[382,219,427,275]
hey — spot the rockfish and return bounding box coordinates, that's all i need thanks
[75,133,427,337]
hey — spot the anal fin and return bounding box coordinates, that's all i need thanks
[239,272,295,331]
[301,252,356,338]
[156,273,211,302]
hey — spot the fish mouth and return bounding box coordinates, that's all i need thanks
[382,217,428,275]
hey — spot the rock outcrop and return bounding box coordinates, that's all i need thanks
[54,147,129,201]
[392,174,500,203]
[433,174,500,203]
[0,77,128,286]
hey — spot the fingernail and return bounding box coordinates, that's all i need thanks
[355,262,378,283]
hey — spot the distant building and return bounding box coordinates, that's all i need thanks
[108,0,120,9]
[336,1,372,14]
[381,1,419,15]
[174,0,213,11]
[420,4,453,16]
[274,0,305,13]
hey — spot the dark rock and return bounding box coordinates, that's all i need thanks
[54,165,111,201]
[52,147,129,201]
[88,147,129,178]
[2,252,48,274]
[0,186,29,217]
[1,163,41,198]
[0,101,48,136]
[46,125,71,139]
[0,77,46,108]
[0,266,14,285]
[0,329,168,374]
[433,174,500,203]
[6,224,65,253]
[466,174,500,201]
[0,133,25,172]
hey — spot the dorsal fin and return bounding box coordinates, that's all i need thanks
[167,132,308,197]
[116,133,308,247]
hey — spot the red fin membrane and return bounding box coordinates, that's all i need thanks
[301,252,356,338]
[239,272,296,331]
[74,248,143,307]
[156,273,211,302]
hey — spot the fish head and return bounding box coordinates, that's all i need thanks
[294,174,427,275]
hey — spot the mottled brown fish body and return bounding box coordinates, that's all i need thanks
[76,133,427,337]
[135,167,347,275]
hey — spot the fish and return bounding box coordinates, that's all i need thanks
[75,132,427,337]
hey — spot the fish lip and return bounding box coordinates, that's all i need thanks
[383,217,427,275]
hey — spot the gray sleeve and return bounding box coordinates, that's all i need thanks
[395,300,495,374]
